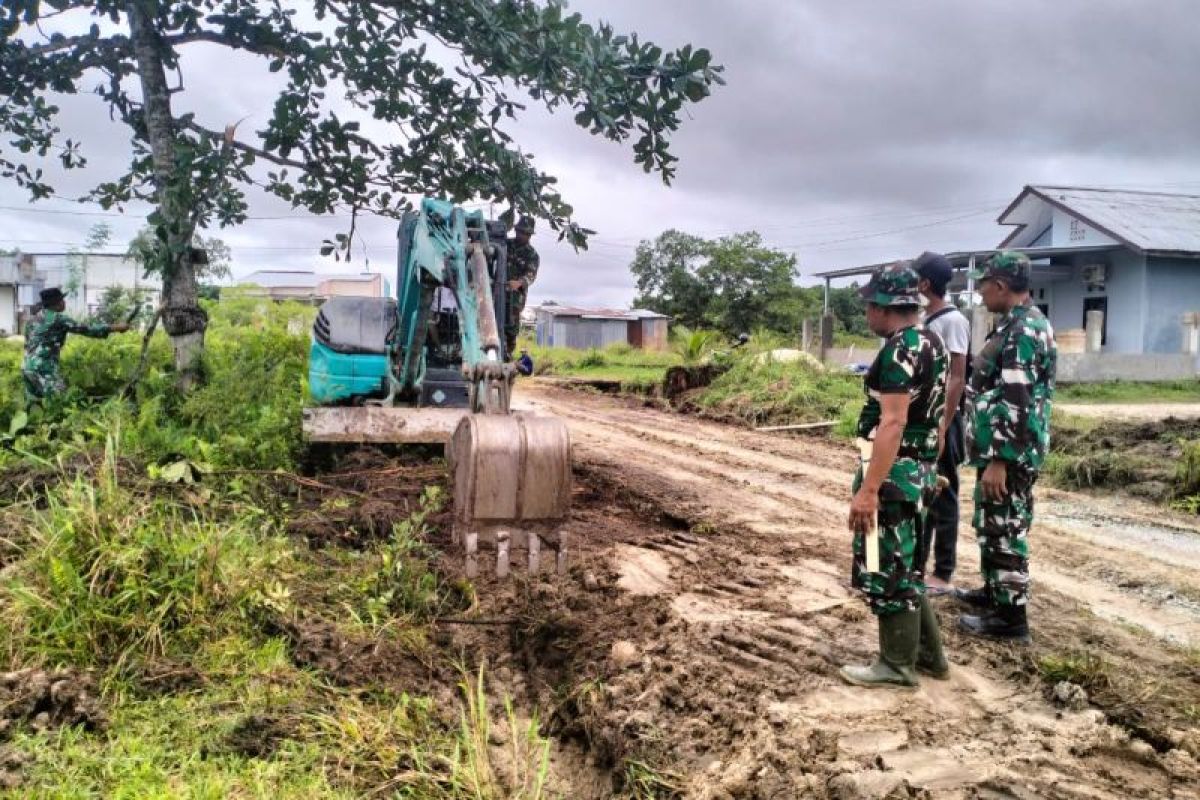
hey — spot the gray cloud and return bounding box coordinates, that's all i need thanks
[4,0,1200,309]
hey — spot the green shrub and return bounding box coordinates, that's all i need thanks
[2,299,313,472]
[577,348,607,368]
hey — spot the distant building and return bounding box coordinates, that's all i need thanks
[0,252,161,335]
[815,184,1200,380]
[819,185,1200,355]
[533,305,669,350]
[234,270,384,303]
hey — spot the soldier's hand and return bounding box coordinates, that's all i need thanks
[981,460,1008,502]
[506,280,522,291]
[848,487,878,534]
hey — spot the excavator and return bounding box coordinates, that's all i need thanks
[302,197,572,577]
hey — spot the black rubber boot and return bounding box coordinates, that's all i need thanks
[954,585,992,607]
[917,595,950,679]
[959,604,1031,643]
[839,609,920,689]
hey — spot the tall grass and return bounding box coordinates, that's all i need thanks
[0,436,287,674]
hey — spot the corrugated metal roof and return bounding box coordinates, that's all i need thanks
[536,305,667,321]
[1012,186,1200,254]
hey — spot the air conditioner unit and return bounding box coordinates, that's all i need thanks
[1081,263,1106,289]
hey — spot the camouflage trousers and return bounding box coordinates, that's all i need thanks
[972,467,1036,607]
[21,363,67,403]
[504,288,527,358]
[851,497,928,617]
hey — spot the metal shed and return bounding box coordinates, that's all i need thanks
[534,305,670,350]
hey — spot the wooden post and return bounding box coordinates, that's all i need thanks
[801,318,813,352]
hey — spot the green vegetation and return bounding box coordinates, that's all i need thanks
[1,297,312,472]
[629,230,872,341]
[526,340,682,392]
[1038,651,1111,692]
[1055,378,1200,404]
[0,304,571,797]
[693,349,862,431]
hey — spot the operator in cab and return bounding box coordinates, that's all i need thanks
[504,216,539,359]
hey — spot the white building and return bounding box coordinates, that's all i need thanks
[0,252,161,334]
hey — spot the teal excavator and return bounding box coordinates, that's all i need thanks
[302,197,572,576]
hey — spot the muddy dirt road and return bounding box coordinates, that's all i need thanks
[510,383,1200,798]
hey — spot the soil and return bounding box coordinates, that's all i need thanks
[15,388,1199,796]
[483,383,1200,798]
[1051,417,1200,500]
[263,614,438,690]
[0,668,106,741]
[285,446,450,547]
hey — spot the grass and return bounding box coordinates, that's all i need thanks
[1037,651,1111,691]
[693,350,862,431]
[0,308,569,797]
[1056,378,1200,404]
[526,340,681,390]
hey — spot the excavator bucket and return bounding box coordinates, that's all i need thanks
[449,413,573,578]
[301,406,468,444]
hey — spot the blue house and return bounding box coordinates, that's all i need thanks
[995,185,1200,354]
[817,185,1200,358]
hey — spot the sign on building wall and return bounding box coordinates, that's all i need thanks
[1050,208,1118,248]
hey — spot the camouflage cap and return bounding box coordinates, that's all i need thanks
[39,286,64,305]
[858,261,924,307]
[970,250,1030,283]
[515,215,536,234]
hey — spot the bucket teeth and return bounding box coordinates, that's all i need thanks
[455,525,567,580]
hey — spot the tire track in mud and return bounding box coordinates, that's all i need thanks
[518,384,1200,798]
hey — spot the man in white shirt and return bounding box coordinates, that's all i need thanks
[915,252,971,594]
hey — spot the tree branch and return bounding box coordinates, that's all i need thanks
[26,34,130,57]
[163,30,288,58]
[180,119,308,170]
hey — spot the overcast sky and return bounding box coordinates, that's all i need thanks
[3,0,1200,307]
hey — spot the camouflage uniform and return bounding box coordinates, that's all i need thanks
[504,235,539,357]
[21,309,113,402]
[852,264,949,616]
[967,252,1057,607]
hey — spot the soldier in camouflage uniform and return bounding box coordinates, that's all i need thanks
[21,287,129,404]
[504,216,540,359]
[956,251,1056,643]
[841,262,950,689]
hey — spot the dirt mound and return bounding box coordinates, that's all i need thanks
[285,448,449,547]
[0,668,106,738]
[1050,417,1200,500]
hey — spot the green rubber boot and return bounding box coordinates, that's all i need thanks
[839,608,920,689]
[917,595,950,679]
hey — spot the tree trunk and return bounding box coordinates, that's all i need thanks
[127,0,206,391]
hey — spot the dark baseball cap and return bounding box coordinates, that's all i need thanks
[914,251,953,287]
